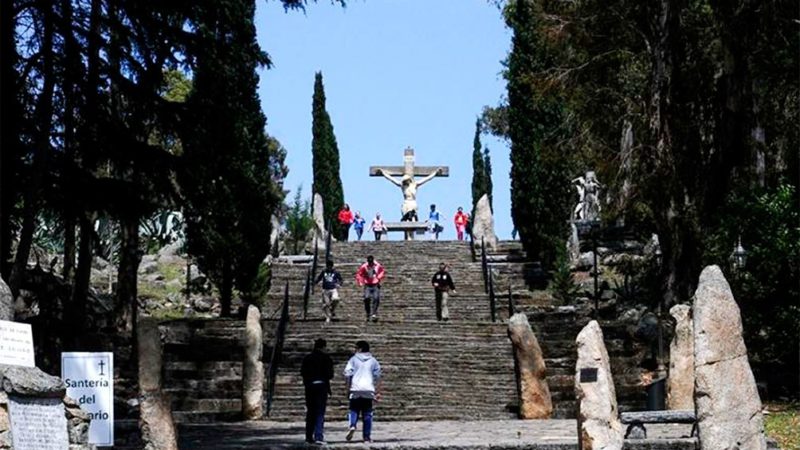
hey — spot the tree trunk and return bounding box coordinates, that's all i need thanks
[9,0,56,296]
[0,2,22,279]
[116,218,141,335]
[221,258,233,317]
[60,0,81,283]
[70,214,95,349]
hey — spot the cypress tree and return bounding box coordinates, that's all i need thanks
[484,146,494,212]
[471,118,488,216]
[506,0,572,266]
[311,72,345,239]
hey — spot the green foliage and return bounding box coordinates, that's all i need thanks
[549,247,577,304]
[247,263,271,308]
[484,146,493,211]
[284,186,314,255]
[471,119,489,216]
[506,0,574,267]
[703,183,800,394]
[181,0,286,314]
[311,72,345,238]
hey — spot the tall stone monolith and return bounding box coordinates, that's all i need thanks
[667,304,694,410]
[242,305,264,420]
[693,265,766,450]
[575,320,623,450]
[507,313,552,419]
[472,194,497,251]
[138,319,178,450]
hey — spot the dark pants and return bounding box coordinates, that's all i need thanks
[305,383,329,442]
[348,397,374,440]
[341,223,351,241]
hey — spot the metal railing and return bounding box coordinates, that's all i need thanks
[310,237,319,295]
[302,266,311,320]
[507,285,515,318]
[488,267,496,323]
[266,281,290,417]
[480,237,488,294]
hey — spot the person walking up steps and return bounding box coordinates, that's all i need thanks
[314,260,343,322]
[301,338,334,444]
[356,255,385,321]
[344,340,382,443]
[431,262,456,321]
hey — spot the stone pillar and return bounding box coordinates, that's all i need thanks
[507,313,552,419]
[138,319,178,450]
[693,265,766,450]
[472,194,497,251]
[667,304,694,410]
[0,276,13,321]
[242,305,264,420]
[575,320,623,450]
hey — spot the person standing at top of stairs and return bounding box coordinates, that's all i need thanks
[314,260,343,322]
[301,338,334,445]
[337,204,354,241]
[355,255,385,322]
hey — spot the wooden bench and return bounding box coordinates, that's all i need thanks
[383,222,428,235]
[621,410,697,439]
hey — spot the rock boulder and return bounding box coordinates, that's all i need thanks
[693,265,766,450]
[242,305,264,420]
[575,321,623,450]
[0,277,12,321]
[507,313,552,419]
[472,194,497,251]
[668,304,693,410]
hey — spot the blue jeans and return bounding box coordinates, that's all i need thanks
[348,397,374,440]
[305,384,328,442]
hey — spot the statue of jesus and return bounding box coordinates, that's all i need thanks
[375,167,444,221]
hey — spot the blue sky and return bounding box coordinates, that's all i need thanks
[255,0,513,239]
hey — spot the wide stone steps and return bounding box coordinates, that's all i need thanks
[267,320,518,421]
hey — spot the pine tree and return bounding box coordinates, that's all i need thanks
[506,0,573,267]
[471,119,488,217]
[311,72,345,239]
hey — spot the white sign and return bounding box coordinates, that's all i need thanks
[61,352,114,447]
[0,320,35,367]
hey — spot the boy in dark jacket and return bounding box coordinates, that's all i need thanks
[431,262,456,321]
[301,338,334,444]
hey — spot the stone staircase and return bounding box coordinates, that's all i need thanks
[157,239,647,425]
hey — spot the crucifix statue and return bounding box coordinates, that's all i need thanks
[370,147,449,221]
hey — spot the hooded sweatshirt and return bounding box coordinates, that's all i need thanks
[344,352,381,399]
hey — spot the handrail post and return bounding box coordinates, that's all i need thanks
[302,267,311,320]
[325,222,332,264]
[266,281,290,416]
[507,285,514,318]
[311,238,319,295]
[488,268,496,323]
[481,237,488,294]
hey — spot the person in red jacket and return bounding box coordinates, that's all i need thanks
[338,204,354,241]
[355,255,385,322]
[453,207,469,241]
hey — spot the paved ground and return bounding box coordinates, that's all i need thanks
[177,420,697,449]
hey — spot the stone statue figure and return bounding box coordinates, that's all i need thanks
[376,167,444,220]
[572,171,603,221]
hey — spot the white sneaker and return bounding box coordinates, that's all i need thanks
[346,426,356,441]
[325,317,331,323]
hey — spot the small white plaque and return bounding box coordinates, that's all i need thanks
[8,396,69,450]
[61,352,114,447]
[0,320,35,367]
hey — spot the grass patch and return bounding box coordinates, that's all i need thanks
[765,402,799,450]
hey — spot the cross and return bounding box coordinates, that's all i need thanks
[369,147,450,178]
[98,360,105,376]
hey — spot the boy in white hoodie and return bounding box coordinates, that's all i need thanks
[343,340,382,443]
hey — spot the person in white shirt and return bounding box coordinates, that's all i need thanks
[343,340,382,443]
